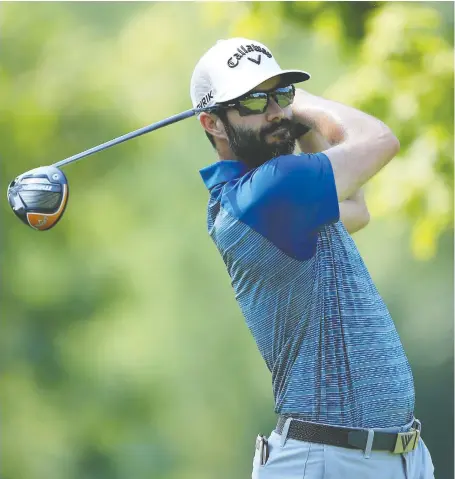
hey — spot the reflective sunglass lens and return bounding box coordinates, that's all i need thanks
[275,87,295,108]
[234,85,295,115]
[276,94,293,108]
[240,95,268,113]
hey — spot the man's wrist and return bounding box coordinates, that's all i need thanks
[292,90,345,145]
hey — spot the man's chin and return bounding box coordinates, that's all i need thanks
[266,137,296,153]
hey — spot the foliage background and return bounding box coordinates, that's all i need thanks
[1,2,453,478]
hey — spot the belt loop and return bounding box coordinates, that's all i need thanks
[363,429,375,459]
[280,418,292,448]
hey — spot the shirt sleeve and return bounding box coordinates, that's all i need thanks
[222,152,340,259]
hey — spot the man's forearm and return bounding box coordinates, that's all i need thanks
[293,89,389,147]
[293,91,348,147]
[292,89,399,202]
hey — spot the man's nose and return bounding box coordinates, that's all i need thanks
[265,96,285,122]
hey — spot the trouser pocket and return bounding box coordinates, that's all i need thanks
[252,434,269,479]
[252,432,320,479]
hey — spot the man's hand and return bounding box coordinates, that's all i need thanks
[295,127,332,153]
[295,122,370,234]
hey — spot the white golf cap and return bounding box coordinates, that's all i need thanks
[190,37,310,110]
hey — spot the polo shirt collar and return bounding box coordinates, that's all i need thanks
[199,160,250,190]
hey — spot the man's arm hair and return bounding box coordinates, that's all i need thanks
[292,89,400,202]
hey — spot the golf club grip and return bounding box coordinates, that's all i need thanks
[52,109,198,169]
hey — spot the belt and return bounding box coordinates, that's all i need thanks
[276,416,421,454]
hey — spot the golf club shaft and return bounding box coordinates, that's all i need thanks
[52,108,198,169]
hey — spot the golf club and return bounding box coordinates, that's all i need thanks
[7,107,211,231]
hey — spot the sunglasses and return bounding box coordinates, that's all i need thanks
[216,85,296,117]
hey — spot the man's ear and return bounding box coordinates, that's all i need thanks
[199,112,228,141]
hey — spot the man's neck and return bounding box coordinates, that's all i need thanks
[216,142,237,161]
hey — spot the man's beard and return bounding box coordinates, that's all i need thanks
[222,118,298,169]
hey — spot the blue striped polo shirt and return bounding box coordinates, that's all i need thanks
[200,153,415,428]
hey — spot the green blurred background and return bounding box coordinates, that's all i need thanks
[1,2,453,478]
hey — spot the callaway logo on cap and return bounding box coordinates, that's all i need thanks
[190,37,311,110]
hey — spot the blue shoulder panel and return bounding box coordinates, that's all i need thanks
[221,153,340,261]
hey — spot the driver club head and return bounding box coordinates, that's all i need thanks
[7,108,202,231]
[7,166,69,231]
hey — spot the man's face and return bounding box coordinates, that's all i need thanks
[220,77,297,168]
